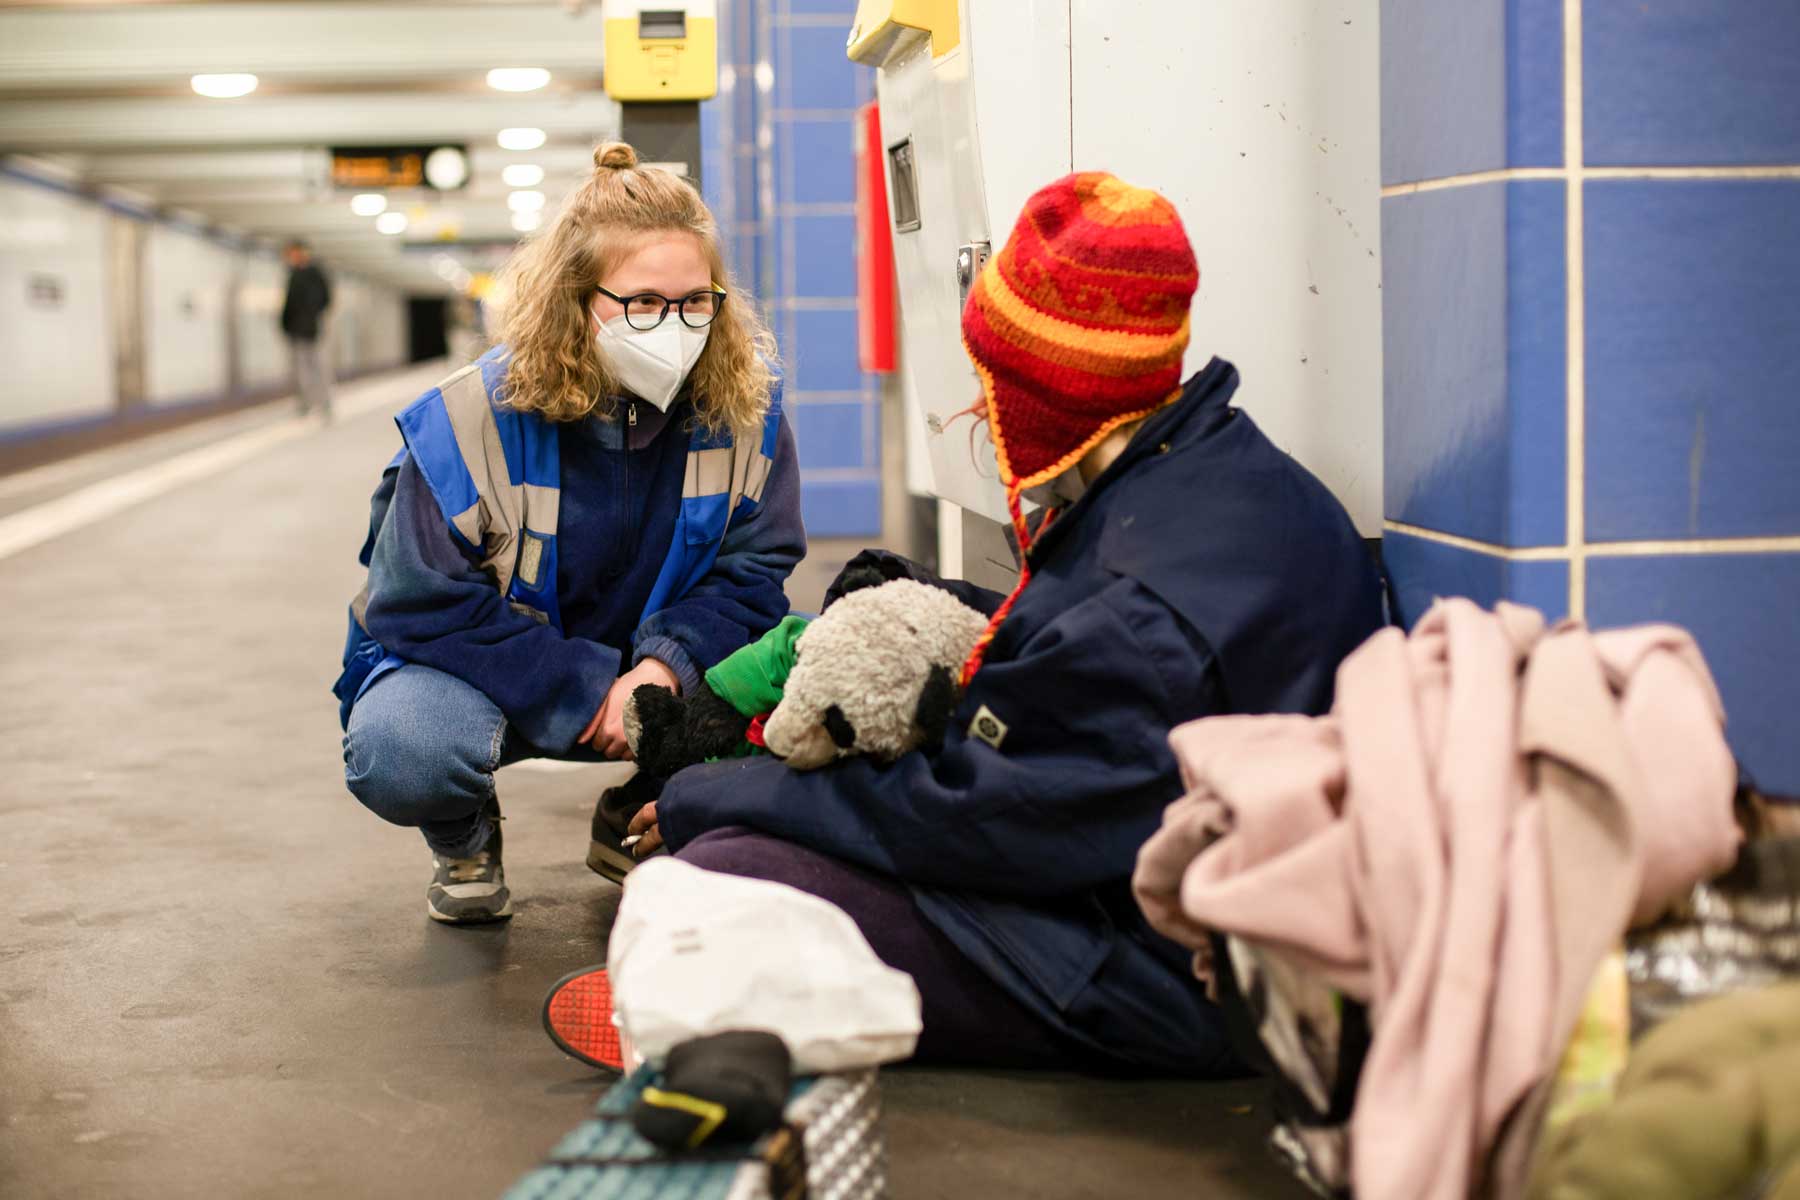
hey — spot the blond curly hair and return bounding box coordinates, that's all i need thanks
[496,141,777,435]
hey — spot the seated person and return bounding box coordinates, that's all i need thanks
[623,172,1385,1073]
[336,142,804,925]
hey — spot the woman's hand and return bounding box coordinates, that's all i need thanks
[626,801,662,858]
[583,658,681,759]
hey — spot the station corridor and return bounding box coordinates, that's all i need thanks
[0,367,1303,1199]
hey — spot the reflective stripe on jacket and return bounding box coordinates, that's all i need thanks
[334,346,784,723]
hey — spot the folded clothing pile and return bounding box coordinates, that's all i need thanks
[1133,599,1756,1200]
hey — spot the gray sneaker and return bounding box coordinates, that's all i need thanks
[427,813,512,923]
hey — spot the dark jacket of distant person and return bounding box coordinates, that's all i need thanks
[282,262,332,341]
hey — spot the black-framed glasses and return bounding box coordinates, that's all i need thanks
[594,284,728,331]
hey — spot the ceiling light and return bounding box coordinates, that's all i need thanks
[376,211,408,236]
[424,146,469,191]
[190,73,258,99]
[350,193,388,217]
[507,190,546,213]
[511,210,542,233]
[497,127,547,151]
[487,67,551,93]
[501,163,545,188]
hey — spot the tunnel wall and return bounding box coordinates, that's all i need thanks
[1380,0,1800,789]
[0,165,407,441]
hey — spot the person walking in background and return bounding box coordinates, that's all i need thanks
[281,239,333,419]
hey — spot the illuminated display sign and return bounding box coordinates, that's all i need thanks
[329,145,469,190]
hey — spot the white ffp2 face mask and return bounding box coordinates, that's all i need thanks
[594,312,711,411]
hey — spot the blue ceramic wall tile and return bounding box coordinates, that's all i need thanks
[1382,530,1569,627]
[1504,557,1570,623]
[789,400,868,469]
[785,214,858,298]
[1505,0,1563,166]
[787,307,861,392]
[784,119,855,205]
[1382,181,1565,546]
[1380,0,1505,184]
[1588,553,1800,792]
[1585,181,1800,541]
[782,23,861,111]
[1584,2,1800,166]
[800,477,882,537]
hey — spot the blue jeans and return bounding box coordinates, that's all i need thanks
[343,663,608,857]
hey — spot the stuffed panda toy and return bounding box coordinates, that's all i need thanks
[623,577,990,774]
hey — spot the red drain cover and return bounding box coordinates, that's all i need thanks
[542,966,624,1072]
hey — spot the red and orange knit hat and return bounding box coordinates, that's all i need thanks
[962,171,1199,493]
[956,172,1198,687]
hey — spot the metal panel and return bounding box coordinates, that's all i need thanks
[1070,0,1384,532]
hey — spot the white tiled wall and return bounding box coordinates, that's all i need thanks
[0,177,116,433]
[0,170,410,435]
[236,253,290,394]
[143,224,234,408]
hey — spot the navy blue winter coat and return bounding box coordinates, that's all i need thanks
[656,358,1386,1074]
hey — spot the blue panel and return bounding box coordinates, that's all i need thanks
[788,307,862,392]
[1382,530,1569,628]
[1382,181,1564,546]
[1503,182,1567,546]
[1505,0,1563,166]
[1588,553,1800,792]
[699,92,725,213]
[783,23,861,111]
[789,400,868,469]
[801,477,882,537]
[1504,558,1570,623]
[1585,181,1800,541]
[788,214,857,298]
[1380,0,1505,184]
[785,119,855,205]
[785,0,858,12]
[1584,2,1800,166]
[1383,530,1506,627]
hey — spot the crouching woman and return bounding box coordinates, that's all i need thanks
[336,142,804,925]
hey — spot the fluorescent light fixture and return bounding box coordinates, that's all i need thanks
[497,127,547,151]
[350,193,388,217]
[376,211,408,236]
[487,67,551,93]
[191,73,258,99]
[501,163,545,188]
[424,146,470,190]
[507,190,546,213]
[511,210,542,233]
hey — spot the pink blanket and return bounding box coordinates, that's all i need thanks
[1133,599,1740,1200]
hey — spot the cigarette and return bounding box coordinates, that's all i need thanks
[621,834,643,849]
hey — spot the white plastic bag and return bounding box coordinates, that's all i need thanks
[608,858,923,1073]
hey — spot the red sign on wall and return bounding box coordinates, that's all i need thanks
[853,102,897,374]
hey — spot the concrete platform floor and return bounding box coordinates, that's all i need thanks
[0,365,1306,1198]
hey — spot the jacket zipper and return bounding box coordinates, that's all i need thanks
[611,402,632,576]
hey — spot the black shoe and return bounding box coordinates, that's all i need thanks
[587,772,665,884]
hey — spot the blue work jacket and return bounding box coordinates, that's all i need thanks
[333,347,803,748]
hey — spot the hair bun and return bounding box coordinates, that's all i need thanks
[594,142,639,171]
